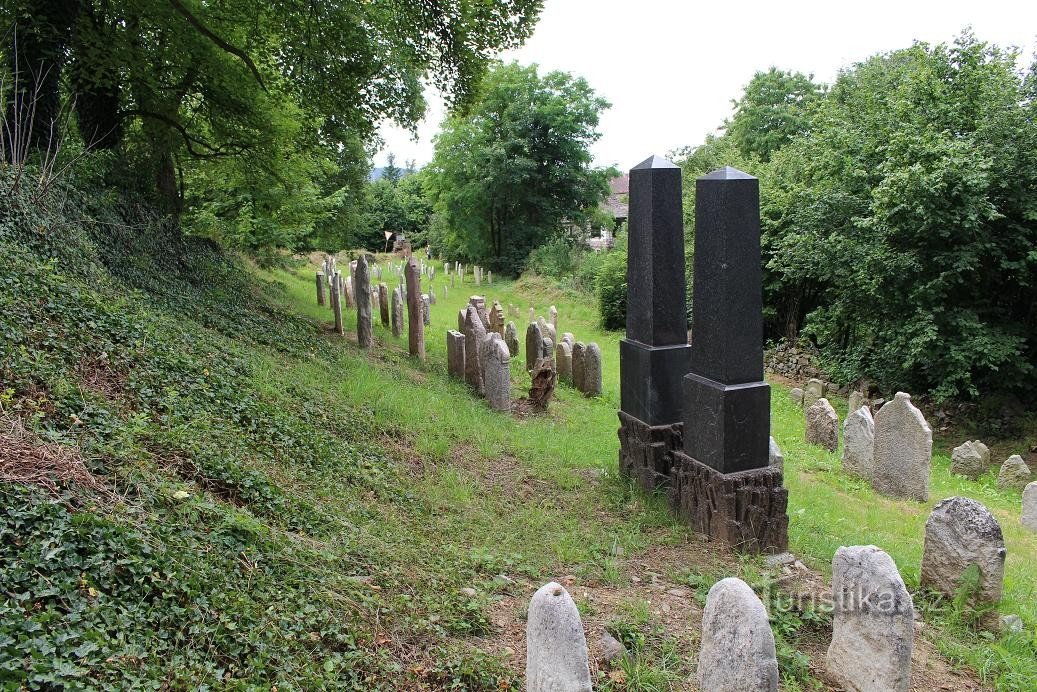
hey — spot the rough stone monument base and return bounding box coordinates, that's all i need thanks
[670,451,789,554]
[618,411,683,492]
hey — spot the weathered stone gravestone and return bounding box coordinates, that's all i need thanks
[344,267,356,308]
[463,306,486,394]
[330,272,344,335]
[1022,482,1037,532]
[768,437,784,472]
[428,287,436,305]
[789,387,803,407]
[556,341,573,383]
[525,322,544,372]
[669,166,788,553]
[526,582,591,692]
[847,390,866,415]
[571,342,586,392]
[488,300,505,336]
[378,283,390,327]
[481,334,511,412]
[541,336,554,365]
[457,309,466,332]
[404,257,425,360]
[391,287,403,338]
[504,320,519,357]
[446,330,465,380]
[548,305,558,329]
[921,497,1006,616]
[951,440,986,480]
[803,378,825,408]
[826,545,913,692]
[315,272,326,306]
[420,293,431,326]
[355,256,373,348]
[528,307,535,323]
[561,332,574,348]
[871,392,931,502]
[842,405,875,479]
[997,455,1032,489]
[805,398,838,451]
[582,343,602,397]
[698,577,778,692]
[468,295,489,330]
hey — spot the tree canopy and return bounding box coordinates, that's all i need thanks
[425,62,613,272]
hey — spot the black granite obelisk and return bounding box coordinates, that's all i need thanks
[618,155,692,491]
[670,167,788,553]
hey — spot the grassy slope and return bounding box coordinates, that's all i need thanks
[1,188,1033,690]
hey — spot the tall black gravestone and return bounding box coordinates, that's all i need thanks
[670,167,788,553]
[618,155,692,490]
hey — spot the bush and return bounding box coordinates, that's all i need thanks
[525,236,608,293]
[596,248,627,330]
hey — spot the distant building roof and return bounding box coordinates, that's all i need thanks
[609,174,629,195]
[603,173,629,221]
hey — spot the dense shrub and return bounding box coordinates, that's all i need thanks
[596,248,627,330]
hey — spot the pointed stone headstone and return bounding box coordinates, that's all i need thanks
[548,305,558,329]
[872,392,931,501]
[390,286,403,338]
[355,256,373,348]
[525,583,591,692]
[842,406,875,479]
[481,334,511,412]
[805,398,838,452]
[950,440,985,480]
[404,257,425,360]
[698,577,778,692]
[464,306,486,394]
[826,545,913,692]
[525,322,544,372]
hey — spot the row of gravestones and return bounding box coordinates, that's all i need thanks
[526,496,1011,691]
[797,383,1037,531]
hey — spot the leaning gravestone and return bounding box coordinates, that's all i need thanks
[1022,482,1037,532]
[571,342,586,392]
[871,392,931,502]
[315,272,326,306]
[391,287,403,338]
[805,398,838,452]
[582,343,602,397]
[698,577,778,692]
[463,306,486,394]
[525,322,544,372]
[446,330,465,380]
[556,341,573,383]
[997,455,1032,489]
[504,320,519,357]
[950,441,986,480]
[526,582,591,692]
[668,166,788,553]
[826,545,913,692]
[481,335,511,412]
[803,378,825,408]
[921,496,1006,614]
[842,405,875,479]
[404,257,425,360]
[378,283,390,327]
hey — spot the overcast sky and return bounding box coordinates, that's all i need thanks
[375,0,1037,172]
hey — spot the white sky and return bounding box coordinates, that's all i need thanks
[375,0,1037,171]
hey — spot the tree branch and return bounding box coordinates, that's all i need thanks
[118,109,244,158]
[166,0,268,92]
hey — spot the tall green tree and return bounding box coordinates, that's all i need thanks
[725,67,822,162]
[426,62,612,272]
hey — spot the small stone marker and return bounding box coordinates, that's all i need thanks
[526,582,591,692]
[803,378,825,408]
[464,306,486,394]
[525,322,544,372]
[447,330,465,379]
[1022,482,1037,532]
[921,496,1006,613]
[481,335,511,412]
[378,283,390,327]
[489,300,505,336]
[315,272,326,306]
[548,305,558,329]
[420,293,431,326]
[997,455,1032,489]
[572,342,586,392]
[698,577,778,692]
[561,332,574,348]
[391,287,403,338]
[429,287,436,305]
[504,320,519,357]
[847,391,865,415]
[330,272,344,335]
[842,405,875,479]
[355,256,373,348]
[826,545,913,692]
[457,309,465,332]
[469,295,490,330]
[768,437,784,472]
[556,341,573,383]
[528,307,535,323]
[344,272,355,309]
[871,392,931,502]
[582,343,602,397]
[404,257,425,360]
[789,387,803,406]
[805,398,838,452]
[950,441,986,480]
[541,336,554,365]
